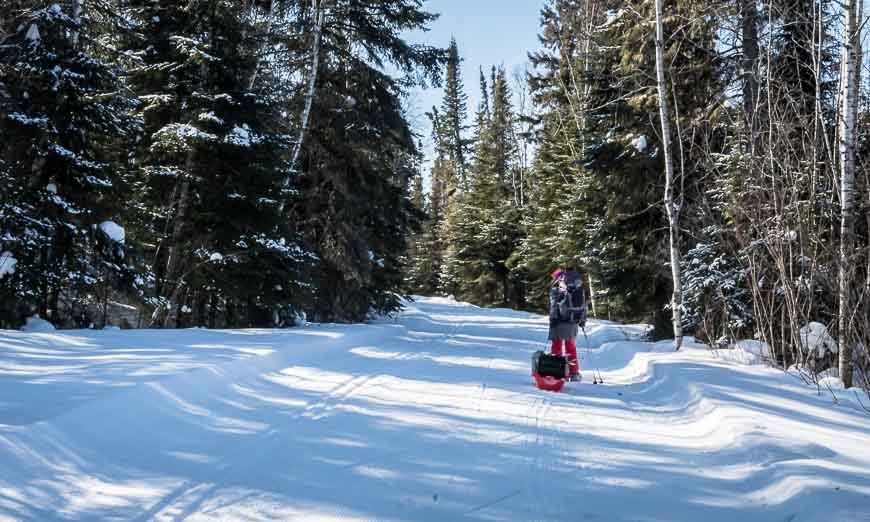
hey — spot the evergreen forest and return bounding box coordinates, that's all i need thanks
[2,0,868,389]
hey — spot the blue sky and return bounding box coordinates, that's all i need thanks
[403,1,545,166]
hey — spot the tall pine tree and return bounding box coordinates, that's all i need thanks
[291,0,445,321]
[121,0,312,327]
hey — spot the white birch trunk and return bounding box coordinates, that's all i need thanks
[279,1,326,214]
[587,273,598,318]
[654,0,684,350]
[838,0,862,388]
[248,0,278,90]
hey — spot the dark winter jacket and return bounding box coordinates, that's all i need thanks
[547,270,587,341]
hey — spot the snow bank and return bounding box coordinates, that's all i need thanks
[734,339,772,362]
[21,315,55,332]
[818,376,845,391]
[99,220,125,244]
[712,340,771,365]
[0,251,17,279]
[800,321,838,356]
[816,375,870,412]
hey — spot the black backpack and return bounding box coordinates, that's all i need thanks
[556,271,585,323]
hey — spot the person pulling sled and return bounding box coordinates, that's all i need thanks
[532,267,587,391]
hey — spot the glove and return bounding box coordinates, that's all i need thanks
[578,320,586,329]
[549,318,558,327]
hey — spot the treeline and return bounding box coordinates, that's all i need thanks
[406,41,532,310]
[407,0,869,388]
[0,0,444,328]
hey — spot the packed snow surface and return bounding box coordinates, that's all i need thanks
[1,297,869,521]
[19,315,55,333]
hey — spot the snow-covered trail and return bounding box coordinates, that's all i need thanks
[1,297,869,522]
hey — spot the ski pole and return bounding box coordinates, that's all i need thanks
[581,326,596,384]
[582,326,603,384]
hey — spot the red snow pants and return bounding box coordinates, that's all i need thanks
[551,338,580,376]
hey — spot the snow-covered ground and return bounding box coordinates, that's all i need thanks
[1,297,869,521]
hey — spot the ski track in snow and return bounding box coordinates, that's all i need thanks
[1,297,869,521]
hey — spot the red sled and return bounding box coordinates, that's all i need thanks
[532,371,567,392]
[531,350,570,392]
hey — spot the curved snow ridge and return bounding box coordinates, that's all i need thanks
[575,345,870,470]
[549,352,870,520]
[582,321,652,345]
[0,327,330,426]
[398,300,549,349]
[0,323,415,520]
[2,324,403,429]
[597,345,870,433]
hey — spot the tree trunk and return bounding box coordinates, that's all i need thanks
[160,0,220,327]
[279,0,326,214]
[838,0,862,388]
[160,175,190,326]
[740,0,759,152]
[101,273,109,328]
[587,273,597,318]
[248,0,277,90]
[208,293,218,329]
[654,0,684,350]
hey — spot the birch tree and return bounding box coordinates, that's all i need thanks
[654,0,684,349]
[838,0,862,388]
[279,0,326,215]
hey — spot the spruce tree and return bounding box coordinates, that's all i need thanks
[520,0,600,312]
[121,0,312,327]
[451,67,524,306]
[0,1,139,327]
[403,162,432,294]
[430,40,471,298]
[290,0,445,321]
[439,38,471,190]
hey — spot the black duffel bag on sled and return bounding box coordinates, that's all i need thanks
[531,350,570,379]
